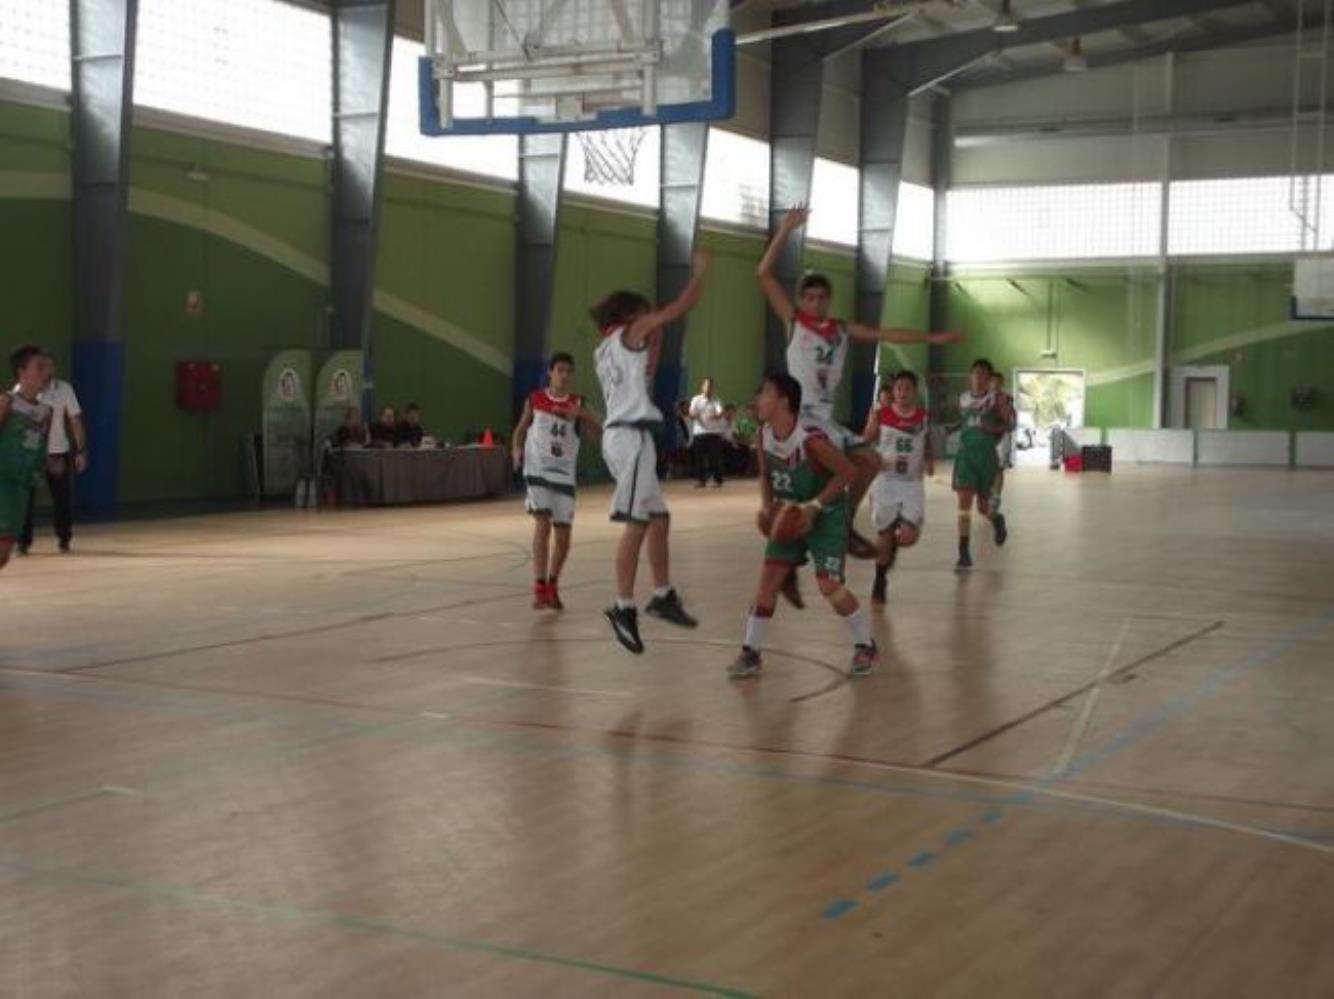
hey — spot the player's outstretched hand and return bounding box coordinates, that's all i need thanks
[930,329,964,344]
[781,205,810,232]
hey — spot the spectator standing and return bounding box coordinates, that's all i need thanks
[18,352,86,555]
[688,377,727,487]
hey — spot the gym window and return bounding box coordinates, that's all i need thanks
[134,0,332,143]
[1168,175,1334,256]
[0,0,71,91]
[946,182,1162,262]
[893,182,936,262]
[701,127,769,229]
[385,36,518,182]
[806,158,858,247]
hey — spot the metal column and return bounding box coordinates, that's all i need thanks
[513,133,567,413]
[331,0,396,400]
[653,122,709,444]
[70,0,138,513]
[765,33,826,373]
[928,93,952,399]
[851,51,911,424]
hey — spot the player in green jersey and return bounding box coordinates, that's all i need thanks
[729,373,878,680]
[953,358,1012,571]
[1,346,53,571]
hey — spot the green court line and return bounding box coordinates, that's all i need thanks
[0,860,757,998]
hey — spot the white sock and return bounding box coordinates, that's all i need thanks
[843,606,871,647]
[616,596,635,610]
[652,586,672,599]
[743,609,773,650]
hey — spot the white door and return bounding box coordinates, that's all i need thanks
[1185,377,1221,430]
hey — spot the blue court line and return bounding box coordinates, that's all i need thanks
[0,858,757,998]
[816,612,1333,923]
[822,899,858,920]
[866,873,899,892]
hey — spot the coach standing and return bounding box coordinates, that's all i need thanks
[19,352,86,554]
[688,376,727,488]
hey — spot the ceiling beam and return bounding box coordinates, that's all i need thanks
[953,10,1317,90]
[878,0,1260,93]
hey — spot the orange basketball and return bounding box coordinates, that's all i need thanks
[768,502,808,545]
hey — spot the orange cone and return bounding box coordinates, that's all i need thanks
[481,427,495,447]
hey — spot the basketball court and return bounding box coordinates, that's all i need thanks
[4,469,1334,995]
[5,0,1334,994]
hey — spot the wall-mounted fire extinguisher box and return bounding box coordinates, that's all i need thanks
[176,360,222,411]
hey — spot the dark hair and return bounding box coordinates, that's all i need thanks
[589,290,651,329]
[892,369,920,388]
[548,352,575,370]
[763,372,802,415]
[798,273,832,295]
[971,358,995,375]
[989,370,1004,383]
[10,345,43,378]
[404,403,421,414]
[724,403,737,413]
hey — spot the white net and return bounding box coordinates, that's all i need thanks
[575,127,647,186]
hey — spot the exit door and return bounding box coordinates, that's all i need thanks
[1185,377,1221,429]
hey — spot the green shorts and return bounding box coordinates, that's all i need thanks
[765,503,848,581]
[953,442,999,497]
[0,480,32,541]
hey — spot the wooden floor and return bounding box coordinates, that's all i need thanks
[3,466,1333,997]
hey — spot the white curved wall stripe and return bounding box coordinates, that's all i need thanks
[0,172,511,375]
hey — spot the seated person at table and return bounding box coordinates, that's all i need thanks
[368,407,398,447]
[397,403,425,448]
[332,407,366,447]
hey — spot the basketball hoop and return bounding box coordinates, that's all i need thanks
[575,127,647,186]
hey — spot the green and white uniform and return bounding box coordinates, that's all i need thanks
[785,312,867,453]
[0,391,51,540]
[762,422,849,580]
[953,389,1006,496]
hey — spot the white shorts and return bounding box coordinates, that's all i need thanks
[602,426,668,524]
[800,407,869,454]
[870,476,925,533]
[525,480,575,526]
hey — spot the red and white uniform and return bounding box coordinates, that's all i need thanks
[869,404,929,531]
[786,313,863,452]
[523,389,582,525]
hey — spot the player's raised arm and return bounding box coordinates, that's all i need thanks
[627,250,712,348]
[511,398,534,470]
[847,322,963,347]
[862,399,881,444]
[756,206,807,325]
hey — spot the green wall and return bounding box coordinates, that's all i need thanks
[1173,264,1334,431]
[943,271,1159,428]
[942,265,1334,430]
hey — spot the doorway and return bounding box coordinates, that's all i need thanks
[1170,365,1229,429]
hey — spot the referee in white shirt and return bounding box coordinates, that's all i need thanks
[19,353,86,554]
[688,376,727,488]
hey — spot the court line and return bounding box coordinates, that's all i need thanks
[922,619,1225,768]
[1051,616,1133,776]
[455,676,633,698]
[0,859,757,998]
[52,585,594,674]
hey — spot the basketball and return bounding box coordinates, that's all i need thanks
[768,502,808,545]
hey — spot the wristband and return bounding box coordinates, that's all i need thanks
[808,498,824,513]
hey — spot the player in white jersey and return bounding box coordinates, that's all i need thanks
[511,352,602,611]
[862,371,932,608]
[758,206,960,563]
[593,250,712,655]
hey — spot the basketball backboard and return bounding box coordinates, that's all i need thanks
[418,0,734,136]
[1292,256,1334,320]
